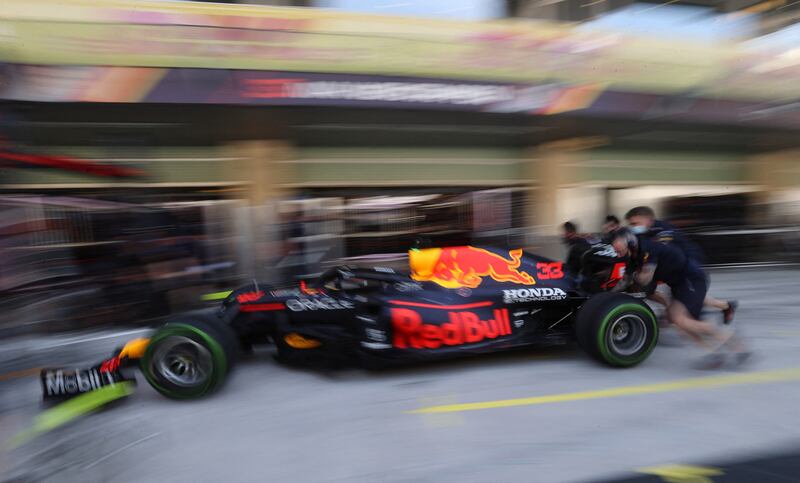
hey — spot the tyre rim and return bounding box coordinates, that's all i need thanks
[607,314,647,356]
[152,336,213,388]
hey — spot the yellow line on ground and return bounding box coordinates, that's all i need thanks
[0,367,41,382]
[637,464,724,483]
[409,367,800,414]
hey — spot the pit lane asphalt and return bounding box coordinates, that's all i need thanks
[2,268,800,483]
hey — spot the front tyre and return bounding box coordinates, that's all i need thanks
[142,317,236,399]
[576,293,658,367]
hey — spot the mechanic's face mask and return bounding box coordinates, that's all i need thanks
[629,225,648,235]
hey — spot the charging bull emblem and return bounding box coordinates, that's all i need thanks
[409,246,536,288]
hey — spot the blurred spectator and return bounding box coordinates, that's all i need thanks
[603,215,620,230]
[562,221,591,277]
[601,215,621,243]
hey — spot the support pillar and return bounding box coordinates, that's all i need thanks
[747,149,800,224]
[227,140,295,281]
[524,138,599,258]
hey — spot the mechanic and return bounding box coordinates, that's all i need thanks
[562,221,592,277]
[610,229,750,368]
[601,215,621,242]
[625,206,738,323]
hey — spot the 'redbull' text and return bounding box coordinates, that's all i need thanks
[391,308,511,349]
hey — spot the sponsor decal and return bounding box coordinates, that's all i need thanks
[656,230,675,244]
[536,262,564,280]
[286,297,355,311]
[41,364,131,399]
[361,341,392,350]
[410,246,536,289]
[270,288,301,297]
[503,287,567,303]
[236,290,264,303]
[394,282,423,292]
[456,288,472,297]
[391,308,511,349]
[374,266,395,273]
[594,245,618,258]
[601,262,627,289]
[513,319,525,328]
[365,328,387,341]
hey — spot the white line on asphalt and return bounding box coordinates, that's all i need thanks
[707,263,800,269]
[37,329,153,350]
[82,432,162,470]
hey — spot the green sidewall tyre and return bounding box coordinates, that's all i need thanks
[142,322,228,399]
[576,293,658,368]
[596,304,658,367]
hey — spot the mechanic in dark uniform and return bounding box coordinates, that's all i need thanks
[625,205,737,323]
[562,221,592,277]
[610,229,749,367]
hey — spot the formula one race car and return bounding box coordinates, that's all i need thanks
[41,245,657,400]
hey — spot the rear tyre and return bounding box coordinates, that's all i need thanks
[142,315,238,399]
[576,293,658,367]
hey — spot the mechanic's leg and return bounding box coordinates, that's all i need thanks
[647,292,671,329]
[704,295,738,324]
[667,301,731,350]
[703,295,729,310]
[666,302,709,348]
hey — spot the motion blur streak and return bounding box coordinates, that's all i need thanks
[410,367,800,413]
[0,367,40,382]
[2,0,800,481]
[9,381,135,448]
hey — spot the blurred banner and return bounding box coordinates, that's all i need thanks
[2,64,798,127]
[0,0,798,102]
[0,65,602,115]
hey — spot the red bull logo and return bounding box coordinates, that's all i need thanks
[391,308,512,349]
[409,246,536,288]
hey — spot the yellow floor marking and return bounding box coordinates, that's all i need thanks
[417,395,465,428]
[0,367,41,382]
[409,367,800,414]
[637,464,724,483]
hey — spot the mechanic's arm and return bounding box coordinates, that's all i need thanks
[634,264,656,287]
[609,274,632,292]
